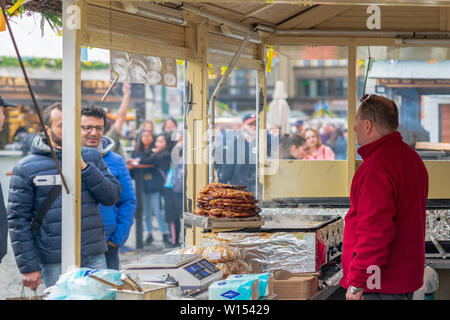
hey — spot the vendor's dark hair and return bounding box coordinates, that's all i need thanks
[43,102,62,127]
[81,104,107,127]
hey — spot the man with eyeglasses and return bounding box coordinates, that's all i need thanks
[340,94,428,300]
[81,104,136,270]
[7,102,122,289]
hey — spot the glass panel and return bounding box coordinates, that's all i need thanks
[209,65,258,194]
[266,45,349,162]
[357,46,450,161]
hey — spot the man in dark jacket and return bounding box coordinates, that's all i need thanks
[7,102,122,289]
[0,96,17,263]
[81,104,136,270]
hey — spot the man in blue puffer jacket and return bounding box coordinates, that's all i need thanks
[81,104,136,270]
[7,103,122,289]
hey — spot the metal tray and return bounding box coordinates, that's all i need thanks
[183,212,264,230]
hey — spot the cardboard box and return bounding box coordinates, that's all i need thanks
[113,283,167,300]
[273,275,318,300]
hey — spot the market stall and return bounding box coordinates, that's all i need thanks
[2,0,450,300]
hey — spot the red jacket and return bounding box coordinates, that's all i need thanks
[340,132,428,294]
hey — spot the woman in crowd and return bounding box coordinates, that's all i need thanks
[302,127,335,160]
[139,132,175,247]
[131,130,171,247]
[162,117,178,133]
[139,120,154,134]
[162,132,184,247]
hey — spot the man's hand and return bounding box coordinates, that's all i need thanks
[22,271,41,291]
[81,158,88,170]
[346,288,364,300]
[108,241,118,247]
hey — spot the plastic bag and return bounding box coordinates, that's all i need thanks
[45,267,123,300]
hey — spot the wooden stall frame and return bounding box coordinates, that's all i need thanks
[59,0,450,257]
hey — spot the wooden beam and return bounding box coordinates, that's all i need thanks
[185,23,209,246]
[257,43,267,200]
[265,36,403,46]
[239,3,276,22]
[62,0,82,271]
[347,45,357,195]
[440,7,450,31]
[161,0,450,6]
[277,5,353,30]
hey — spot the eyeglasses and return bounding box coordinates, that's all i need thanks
[360,93,377,123]
[81,125,105,133]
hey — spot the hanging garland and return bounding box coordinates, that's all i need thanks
[0,56,110,70]
[3,0,62,35]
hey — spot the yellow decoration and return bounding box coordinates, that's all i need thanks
[7,0,24,15]
[57,29,63,37]
[0,11,6,32]
[266,45,274,73]
[176,59,184,66]
[220,66,228,75]
[208,64,214,77]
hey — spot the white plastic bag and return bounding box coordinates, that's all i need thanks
[45,267,123,300]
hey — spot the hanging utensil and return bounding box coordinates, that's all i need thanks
[101,69,120,102]
[88,274,125,290]
[120,273,144,292]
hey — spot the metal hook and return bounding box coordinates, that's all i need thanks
[101,69,120,102]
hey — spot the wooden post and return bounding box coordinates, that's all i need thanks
[257,43,267,200]
[184,23,209,246]
[347,45,357,194]
[62,0,82,270]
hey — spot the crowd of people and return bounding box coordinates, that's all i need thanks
[212,113,349,193]
[278,119,348,161]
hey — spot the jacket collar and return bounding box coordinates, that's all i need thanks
[357,131,402,160]
[30,132,62,156]
[97,136,115,157]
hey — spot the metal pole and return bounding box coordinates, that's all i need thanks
[208,33,251,183]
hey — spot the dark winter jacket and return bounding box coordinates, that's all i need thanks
[7,134,121,274]
[99,136,136,247]
[0,184,7,263]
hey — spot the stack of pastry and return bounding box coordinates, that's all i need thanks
[196,183,261,218]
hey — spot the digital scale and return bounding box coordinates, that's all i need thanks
[121,254,223,290]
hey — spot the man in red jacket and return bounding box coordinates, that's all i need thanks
[341,94,428,300]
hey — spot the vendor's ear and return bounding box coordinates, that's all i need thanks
[364,119,374,133]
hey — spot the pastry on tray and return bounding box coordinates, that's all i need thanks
[195,183,261,218]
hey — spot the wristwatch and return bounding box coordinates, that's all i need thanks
[349,286,363,294]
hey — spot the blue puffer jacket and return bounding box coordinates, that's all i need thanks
[98,136,136,247]
[7,134,122,274]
